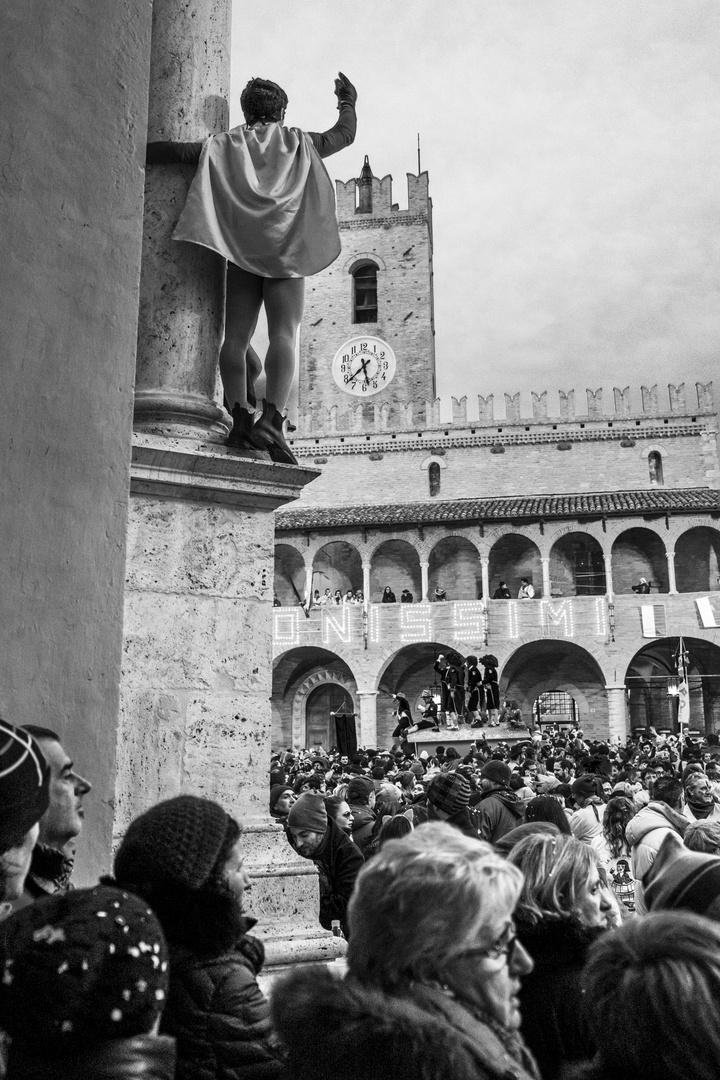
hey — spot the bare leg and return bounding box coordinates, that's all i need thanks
[220,265,263,411]
[262,276,305,411]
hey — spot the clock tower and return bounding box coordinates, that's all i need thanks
[297,156,436,433]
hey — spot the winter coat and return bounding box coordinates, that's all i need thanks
[474,788,525,843]
[271,964,541,1080]
[6,1035,176,1080]
[287,818,364,936]
[516,917,606,1080]
[625,801,688,914]
[160,921,284,1080]
[348,804,376,854]
[569,800,612,870]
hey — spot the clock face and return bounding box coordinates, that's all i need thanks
[331,336,397,397]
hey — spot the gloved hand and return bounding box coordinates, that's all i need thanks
[334,71,357,109]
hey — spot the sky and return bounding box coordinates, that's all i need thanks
[231,0,719,421]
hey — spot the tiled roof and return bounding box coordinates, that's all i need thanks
[276,488,720,531]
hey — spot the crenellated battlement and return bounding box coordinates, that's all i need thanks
[295,381,715,440]
[335,160,431,221]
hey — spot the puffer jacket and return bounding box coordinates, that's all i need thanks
[160,920,284,1080]
[271,964,540,1080]
[7,1035,176,1080]
[474,788,525,843]
[625,801,688,914]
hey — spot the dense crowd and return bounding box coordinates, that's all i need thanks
[3,714,720,1080]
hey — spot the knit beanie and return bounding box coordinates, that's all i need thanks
[480,761,511,786]
[286,793,328,833]
[427,772,471,815]
[269,785,294,813]
[0,885,169,1043]
[114,795,233,892]
[346,777,375,804]
[0,719,50,853]
[644,833,720,920]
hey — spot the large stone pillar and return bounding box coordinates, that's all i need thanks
[606,683,629,742]
[134,0,230,439]
[356,691,379,748]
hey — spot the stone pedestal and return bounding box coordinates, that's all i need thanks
[116,435,342,970]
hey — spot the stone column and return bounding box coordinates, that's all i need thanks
[606,683,629,743]
[666,550,678,594]
[356,691,378,748]
[420,560,429,601]
[480,557,490,602]
[134,0,230,439]
[603,554,614,598]
[304,561,314,605]
[362,562,371,605]
[541,557,551,598]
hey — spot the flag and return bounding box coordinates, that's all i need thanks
[676,637,690,729]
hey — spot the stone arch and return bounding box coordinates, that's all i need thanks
[274,543,306,606]
[272,647,358,750]
[611,527,669,594]
[293,669,358,751]
[625,637,720,734]
[488,533,543,598]
[542,521,609,557]
[674,525,720,592]
[343,251,387,273]
[501,639,609,737]
[549,532,606,597]
[428,534,482,601]
[369,539,421,602]
[312,539,363,601]
[375,639,461,748]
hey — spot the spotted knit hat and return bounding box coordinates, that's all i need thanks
[0,885,168,1043]
[427,771,471,815]
[0,718,49,853]
[114,795,234,892]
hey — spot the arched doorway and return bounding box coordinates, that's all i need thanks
[305,682,356,754]
[611,528,668,593]
[370,539,421,601]
[428,536,481,601]
[272,647,356,749]
[274,544,305,606]
[675,526,720,592]
[312,541,363,600]
[501,640,607,733]
[488,535,542,598]
[549,533,606,596]
[625,637,720,734]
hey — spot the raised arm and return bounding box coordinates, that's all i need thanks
[145,140,204,165]
[307,71,357,159]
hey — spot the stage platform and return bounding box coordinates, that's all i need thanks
[410,721,534,757]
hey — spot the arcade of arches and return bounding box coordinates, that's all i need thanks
[272,520,720,749]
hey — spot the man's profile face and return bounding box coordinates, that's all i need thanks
[35,738,91,851]
[289,828,324,858]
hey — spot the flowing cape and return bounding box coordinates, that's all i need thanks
[173,123,341,278]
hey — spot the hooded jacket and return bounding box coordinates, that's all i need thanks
[474,788,525,844]
[625,801,688,914]
[271,964,540,1080]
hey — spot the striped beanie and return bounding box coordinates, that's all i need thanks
[0,719,49,853]
[427,771,471,815]
[644,833,720,921]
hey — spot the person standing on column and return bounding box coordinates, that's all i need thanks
[169,74,357,463]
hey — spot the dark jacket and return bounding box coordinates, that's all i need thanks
[474,788,525,843]
[7,1035,176,1080]
[348,804,376,853]
[271,964,540,1080]
[288,818,364,936]
[161,920,284,1080]
[516,917,605,1080]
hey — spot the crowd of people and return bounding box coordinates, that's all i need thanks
[4,711,720,1079]
[275,579,545,607]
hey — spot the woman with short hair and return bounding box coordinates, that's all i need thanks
[271,823,540,1080]
[569,911,720,1080]
[507,833,613,1080]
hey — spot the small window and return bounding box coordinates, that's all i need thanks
[648,451,664,485]
[353,264,377,323]
[429,462,441,497]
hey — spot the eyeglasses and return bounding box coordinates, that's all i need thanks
[455,922,519,963]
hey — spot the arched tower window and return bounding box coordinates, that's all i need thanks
[648,451,664,485]
[429,462,441,497]
[353,263,377,323]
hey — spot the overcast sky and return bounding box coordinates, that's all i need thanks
[231,0,719,421]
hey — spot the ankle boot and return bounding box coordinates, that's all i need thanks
[226,404,269,458]
[248,400,298,465]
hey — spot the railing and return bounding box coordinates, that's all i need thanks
[273,592,720,654]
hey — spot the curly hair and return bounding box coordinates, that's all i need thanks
[240,78,288,124]
[603,795,637,859]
